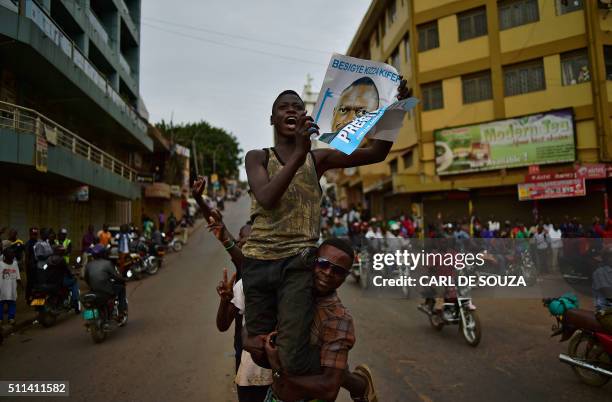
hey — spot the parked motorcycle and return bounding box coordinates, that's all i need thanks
[81,287,128,344]
[30,256,82,327]
[418,283,482,347]
[543,299,612,386]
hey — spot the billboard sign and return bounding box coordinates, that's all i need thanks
[435,109,575,175]
[517,178,585,201]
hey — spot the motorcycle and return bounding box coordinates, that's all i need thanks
[81,286,128,344]
[165,234,184,252]
[543,299,612,387]
[30,256,82,327]
[143,242,164,275]
[417,280,482,347]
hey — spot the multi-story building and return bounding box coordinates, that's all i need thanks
[0,0,152,242]
[343,0,612,227]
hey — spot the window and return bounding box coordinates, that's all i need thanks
[458,7,488,41]
[421,81,443,110]
[404,33,411,62]
[499,0,539,30]
[402,151,413,169]
[388,0,397,25]
[418,21,439,51]
[462,71,492,103]
[561,49,590,86]
[503,59,545,96]
[389,159,398,174]
[555,0,583,15]
[605,46,612,80]
[390,48,401,72]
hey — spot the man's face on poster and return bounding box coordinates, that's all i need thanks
[332,81,379,132]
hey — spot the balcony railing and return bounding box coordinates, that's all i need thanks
[23,0,147,134]
[0,101,137,182]
[86,8,110,45]
[0,0,19,12]
[119,53,132,76]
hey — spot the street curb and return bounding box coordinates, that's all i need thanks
[1,315,36,339]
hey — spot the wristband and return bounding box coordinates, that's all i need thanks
[224,241,235,250]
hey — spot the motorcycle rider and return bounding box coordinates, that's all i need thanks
[57,228,72,264]
[84,244,127,322]
[46,245,80,314]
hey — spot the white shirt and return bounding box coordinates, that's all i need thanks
[0,260,20,301]
[231,280,273,387]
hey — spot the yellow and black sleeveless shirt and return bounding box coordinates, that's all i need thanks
[242,148,322,260]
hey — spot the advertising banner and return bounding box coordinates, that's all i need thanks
[435,109,575,175]
[312,54,418,155]
[517,178,585,201]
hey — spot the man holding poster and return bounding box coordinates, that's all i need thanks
[241,53,410,401]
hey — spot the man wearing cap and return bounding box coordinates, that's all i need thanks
[84,244,127,319]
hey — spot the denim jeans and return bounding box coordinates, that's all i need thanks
[63,276,80,308]
[0,300,17,320]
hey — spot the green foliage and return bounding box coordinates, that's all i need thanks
[156,120,243,179]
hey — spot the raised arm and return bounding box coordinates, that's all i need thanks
[246,113,315,210]
[215,268,237,332]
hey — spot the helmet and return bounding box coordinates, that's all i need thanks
[90,244,106,258]
[59,228,68,235]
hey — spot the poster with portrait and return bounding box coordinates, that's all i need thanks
[312,53,418,155]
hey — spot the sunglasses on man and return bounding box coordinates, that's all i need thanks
[315,257,349,277]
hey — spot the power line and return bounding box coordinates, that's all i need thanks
[143,17,335,55]
[142,22,328,67]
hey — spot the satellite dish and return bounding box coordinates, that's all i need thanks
[344,167,357,176]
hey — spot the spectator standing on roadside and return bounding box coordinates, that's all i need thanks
[534,225,550,274]
[0,248,21,325]
[158,210,166,233]
[24,228,38,301]
[81,225,96,266]
[549,224,563,273]
[97,224,112,247]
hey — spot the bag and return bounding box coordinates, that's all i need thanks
[547,293,579,316]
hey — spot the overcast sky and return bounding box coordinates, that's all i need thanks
[139,0,372,180]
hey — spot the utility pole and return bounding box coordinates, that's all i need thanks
[191,133,200,177]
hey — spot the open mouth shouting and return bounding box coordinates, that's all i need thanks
[284,116,297,131]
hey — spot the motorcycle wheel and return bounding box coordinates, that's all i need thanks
[358,252,369,290]
[90,324,106,344]
[39,311,57,328]
[429,313,444,331]
[117,310,128,327]
[568,332,611,387]
[147,259,160,275]
[460,310,482,347]
[173,241,183,252]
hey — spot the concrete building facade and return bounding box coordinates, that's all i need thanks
[342,0,612,227]
[0,0,151,245]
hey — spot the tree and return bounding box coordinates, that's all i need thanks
[157,120,242,181]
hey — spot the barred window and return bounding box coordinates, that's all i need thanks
[404,33,411,62]
[605,46,612,80]
[390,159,398,174]
[402,151,413,169]
[422,81,443,110]
[561,49,590,86]
[499,0,539,30]
[418,21,439,52]
[390,48,401,72]
[462,71,492,103]
[388,0,397,25]
[555,0,583,15]
[458,7,488,41]
[503,59,545,96]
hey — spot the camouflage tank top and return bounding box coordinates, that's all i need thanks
[242,148,322,260]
